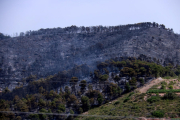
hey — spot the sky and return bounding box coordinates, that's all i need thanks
[0,0,180,36]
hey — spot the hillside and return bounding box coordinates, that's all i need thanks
[1,58,180,119]
[1,22,180,119]
[0,22,180,84]
[77,77,180,120]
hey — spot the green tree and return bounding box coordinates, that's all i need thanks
[129,77,137,85]
[67,94,78,107]
[15,116,22,120]
[97,93,104,105]
[125,82,131,92]
[99,74,108,82]
[81,96,90,111]
[139,78,144,85]
[38,99,46,109]
[58,103,65,113]
[39,108,47,120]
[38,86,45,94]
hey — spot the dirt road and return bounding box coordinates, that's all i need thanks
[137,77,164,93]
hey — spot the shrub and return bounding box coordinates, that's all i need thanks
[163,76,171,79]
[169,85,173,89]
[163,92,176,100]
[161,81,167,85]
[147,96,160,103]
[124,97,130,103]
[114,101,120,105]
[161,85,166,89]
[147,89,180,93]
[131,105,139,109]
[16,116,22,120]
[152,110,164,118]
[169,81,174,86]
[128,92,134,97]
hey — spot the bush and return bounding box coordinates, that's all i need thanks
[152,110,164,118]
[147,89,180,93]
[128,92,134,97]
[123,97,130,103]
[161,81,167,85]
[169,85,173,89]
[131,105,139,109]
[163,76,171,79]
[114,101,120,105]
[163,92,176,100]
[16,116,22,120]
[147,96,160,103]
[161,85,166,89]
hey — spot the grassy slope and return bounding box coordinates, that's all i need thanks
[77,77,180,120]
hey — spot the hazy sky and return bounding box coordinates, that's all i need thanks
[0,0,180,36]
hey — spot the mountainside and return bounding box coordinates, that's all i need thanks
[78,77,180,120]
[0,22,180,81]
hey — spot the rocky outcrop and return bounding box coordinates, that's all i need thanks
[0,22,179,82]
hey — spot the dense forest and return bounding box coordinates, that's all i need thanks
[1,57,180,120]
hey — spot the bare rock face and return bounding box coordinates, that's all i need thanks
[0,22,179,81]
